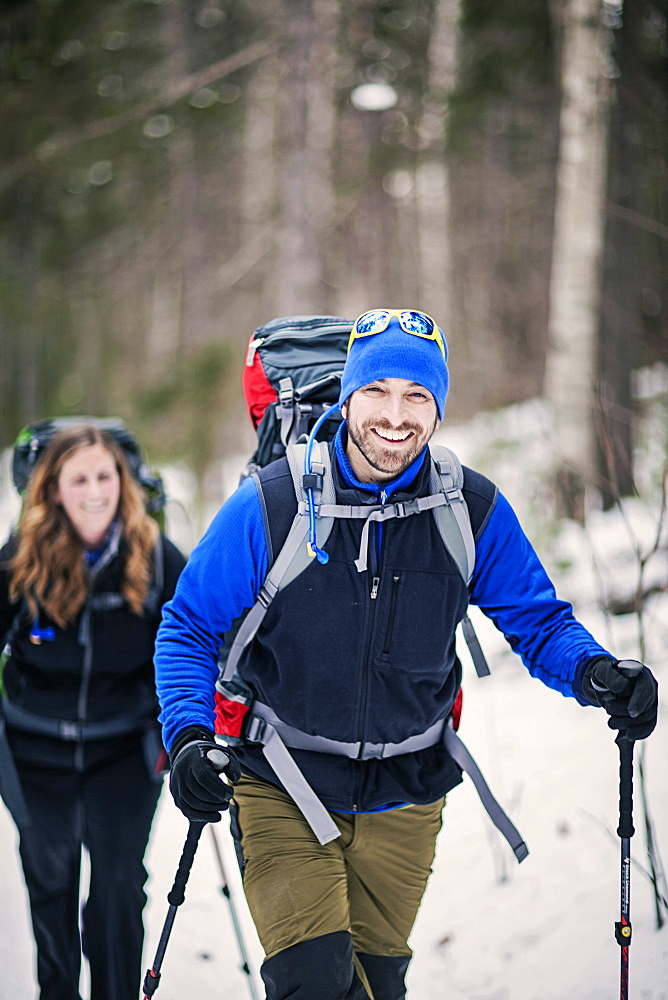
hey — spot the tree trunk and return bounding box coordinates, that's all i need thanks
[543,0,612,523]
[414,0,461,338]
[164,0,208,353]
[596,1,654,507]
[272,0,338,315]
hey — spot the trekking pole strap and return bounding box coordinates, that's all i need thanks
[443,724,529,863]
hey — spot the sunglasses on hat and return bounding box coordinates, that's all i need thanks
[347,309,446,358]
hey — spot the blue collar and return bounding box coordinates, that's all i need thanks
[334,423,427,499]
[84,519,120,568]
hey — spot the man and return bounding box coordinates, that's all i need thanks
[154,309,658,1000]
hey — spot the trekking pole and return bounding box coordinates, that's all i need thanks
[143,747,231,998]
[209,824,260,1000]
[615,731,636,1000]
[143,819,205,998]
[614,658,647,1000]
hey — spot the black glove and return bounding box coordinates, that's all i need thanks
[169,726,241,823]
[582,657,658,741]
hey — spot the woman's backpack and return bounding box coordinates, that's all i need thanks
[11,416,166,516]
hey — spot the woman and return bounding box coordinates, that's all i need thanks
[0,424,186,1000]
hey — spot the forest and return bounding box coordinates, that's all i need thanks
[0,0,666,523]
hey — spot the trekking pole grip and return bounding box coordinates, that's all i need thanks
[615,659,642,840]
[167,820,205,907]
[166,748,229,906]
[616,734,635,840]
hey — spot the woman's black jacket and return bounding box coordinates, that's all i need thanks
[0,533,185,736]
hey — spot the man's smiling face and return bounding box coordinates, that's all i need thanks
[342,377,439,483]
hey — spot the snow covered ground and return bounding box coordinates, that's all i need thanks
[0,397,666,999]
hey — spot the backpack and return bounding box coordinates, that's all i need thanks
[11,416,167,517]
[242,315,352,471]
[213,316,528,861]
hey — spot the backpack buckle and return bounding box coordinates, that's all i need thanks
[58,720,81,741]
[258,582,277,608]
[393,499,420,519]
[278,377,294,405]
[245,716,267,744]
[302,473,323,491]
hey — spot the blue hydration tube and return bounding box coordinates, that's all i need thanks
[303,404,340,564]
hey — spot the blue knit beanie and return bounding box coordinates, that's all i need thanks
[339,313,449,419]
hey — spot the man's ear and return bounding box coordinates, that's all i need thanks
[341,401,348,419]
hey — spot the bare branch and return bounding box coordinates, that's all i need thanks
[0,40,274,194]
[605,201,668,241]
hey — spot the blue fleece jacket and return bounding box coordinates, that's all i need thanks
[155,428,609,757]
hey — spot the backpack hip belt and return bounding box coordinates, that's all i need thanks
[2,697,154,741]
[240,700,528,862]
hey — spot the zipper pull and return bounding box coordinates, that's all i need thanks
[370,576,380,599]
[380,488,388,507]
[246,337,264,366]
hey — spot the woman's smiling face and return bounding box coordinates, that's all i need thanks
[53,443,121,547]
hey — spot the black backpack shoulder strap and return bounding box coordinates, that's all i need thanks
[220,442,335,684]
[144,533,164,619]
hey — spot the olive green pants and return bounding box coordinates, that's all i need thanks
[232,773,444,989]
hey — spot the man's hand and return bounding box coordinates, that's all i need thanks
[582,658,658,741]
[169,726,241,823]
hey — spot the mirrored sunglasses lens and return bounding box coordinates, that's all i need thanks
[400,311,433,336]
[355,310,389,335]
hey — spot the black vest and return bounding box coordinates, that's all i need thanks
[234,447,498,813]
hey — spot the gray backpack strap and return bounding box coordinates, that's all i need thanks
[428,445,491,679]
[348,445,475,577]
[242,702,528,858]
[221,442,336,684]
[276,377,296,445]
[428,444,475,584]
[443,723,529,863]
[460,615,490,678]
[286,441,337,574]
[245,710,341,845]
[350,493,446,573]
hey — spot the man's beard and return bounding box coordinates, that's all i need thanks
[346,411,437,479]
